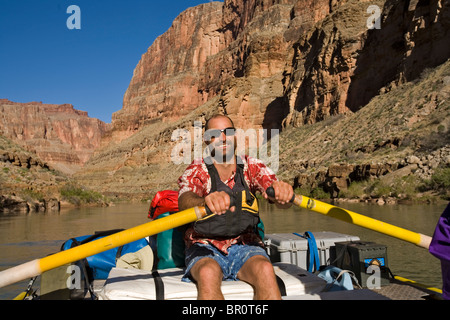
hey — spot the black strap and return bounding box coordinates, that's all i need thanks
[115,246,124,262]
[81,229,124,245]
[205,160,218,193]
[235,161,250,190]
[152,271,165,300]
[205,157,246,191]
[80,261,97,300]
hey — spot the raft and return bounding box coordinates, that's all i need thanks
[24,230,442,301]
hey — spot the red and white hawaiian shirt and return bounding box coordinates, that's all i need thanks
[178,155,278,254]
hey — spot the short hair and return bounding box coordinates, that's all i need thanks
[205,114,235,131]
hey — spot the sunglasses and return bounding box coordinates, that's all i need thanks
[204,127,236,140]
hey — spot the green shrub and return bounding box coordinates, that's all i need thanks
[390,175,421,199]
[294,186,312,197]
[338,181,367,199]
[60,184,104,205]
[295,186,330,199]
[21,189,44,202]
[311,187,331,199]
[366,180,391,198]
[430,167,450,190]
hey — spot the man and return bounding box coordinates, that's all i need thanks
[178,114,294,300]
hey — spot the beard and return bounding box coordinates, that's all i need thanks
[207,140,236,164]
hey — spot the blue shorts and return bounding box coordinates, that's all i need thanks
[182,243,270,283]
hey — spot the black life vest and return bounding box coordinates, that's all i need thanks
[193,158,260,238]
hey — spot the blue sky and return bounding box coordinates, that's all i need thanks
[0,0,220,123]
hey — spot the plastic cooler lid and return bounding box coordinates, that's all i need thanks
[265,232,360,252]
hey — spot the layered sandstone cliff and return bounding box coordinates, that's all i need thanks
[0,99,111,174]
[75,0,449,200]
[111,0,450,136]
[5,0,448,205]
[285,0,450,126]
[112,0,303,139]
[111,2,227,141]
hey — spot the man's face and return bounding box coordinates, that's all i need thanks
[204,117,236,164]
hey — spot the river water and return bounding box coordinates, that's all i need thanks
[0,201,447,300]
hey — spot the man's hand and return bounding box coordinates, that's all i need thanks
[263,181,294,208]
[205,191,236,215]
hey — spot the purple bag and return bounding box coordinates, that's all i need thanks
[429,203,450,300]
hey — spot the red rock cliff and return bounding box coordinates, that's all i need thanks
[111,0,449,138]
[75,0,449,199]
[0,99,111,174]
[113,0,306,138]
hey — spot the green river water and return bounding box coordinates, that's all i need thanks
[0,201,447,300]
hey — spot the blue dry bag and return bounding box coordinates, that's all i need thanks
[61,229,154,280]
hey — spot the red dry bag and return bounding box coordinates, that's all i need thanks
[148,190,179,220]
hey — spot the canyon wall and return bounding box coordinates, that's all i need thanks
[110,0,449,138]
[111,0,329,138]
[74,0,449,199]
[0,99,110,174]
[286,0,450,126]
[1,0,448,201]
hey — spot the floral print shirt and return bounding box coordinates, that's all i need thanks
[178,155,277,254]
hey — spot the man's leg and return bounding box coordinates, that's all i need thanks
[190,257,224,300]
[237,255,281,300]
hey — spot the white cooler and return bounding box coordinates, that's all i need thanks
[264,231,360,270]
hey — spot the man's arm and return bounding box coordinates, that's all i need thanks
[179,191,235,215]
[178,191,205,211]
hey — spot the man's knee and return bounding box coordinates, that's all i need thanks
[190,258,225,300]
[191,258,223,283]
[238,255,281,300]
[239,255,275,280]
[258,258,277,280]
[252,255,273,272]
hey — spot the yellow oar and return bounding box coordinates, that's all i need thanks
[393,275,443,296]
[266,188,432,249]
[0,206,208,289]
[12,291,28,300]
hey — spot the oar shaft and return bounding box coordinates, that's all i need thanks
[0,206,207,289]
[293,195,432,249]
